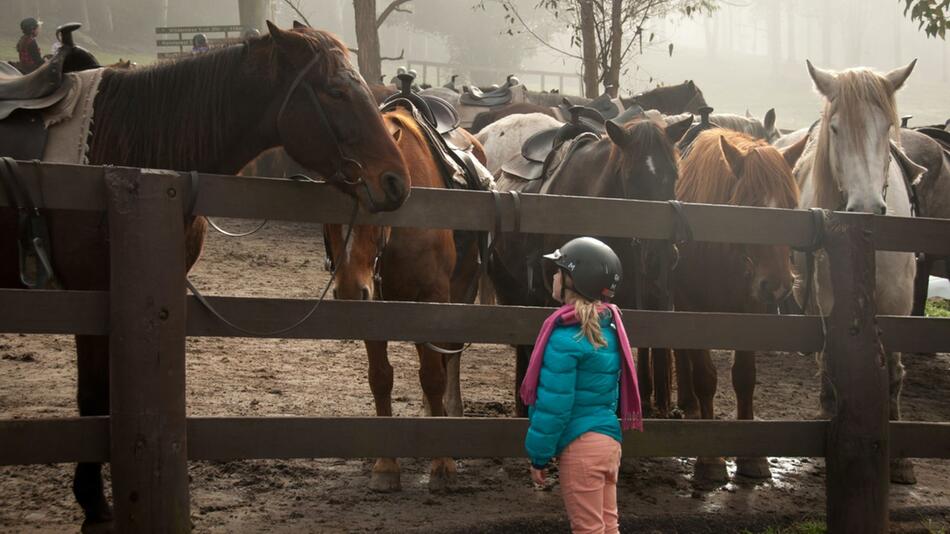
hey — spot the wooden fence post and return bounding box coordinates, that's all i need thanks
[823,211,889,533]
[107,167,190,532]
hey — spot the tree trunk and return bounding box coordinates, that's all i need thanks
[238,0,269,33]
[604,0,623,97]
[579,0,599,98]
[354,0,382,84]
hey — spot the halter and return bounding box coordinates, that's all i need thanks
[276,52,379,210]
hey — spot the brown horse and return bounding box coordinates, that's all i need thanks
[323,107,485,493]
[621,80,708,115]
[0,22,409,530]
[672,129,804,485]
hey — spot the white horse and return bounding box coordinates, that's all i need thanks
[792,59,923,484]
[474,112,562,174]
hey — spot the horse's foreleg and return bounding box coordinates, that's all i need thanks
[443,351,463,417]
[888,351,916,484]
[653,347,673,416]
[74,335,113,528]
[636,348,654,417]
[515,345,532,417]
[675,349,699,419]
[416,344,457,492]
[732,350,770,479]
[684,348,727,485]
[366,340,401,492]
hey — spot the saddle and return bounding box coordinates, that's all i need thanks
[916,127,950,155]
[501,106,604,181]
[676,106,718,156]
[382,73,460,135]
[557,92,622,121]
[460,76,520,107]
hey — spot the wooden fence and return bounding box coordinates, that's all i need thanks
[1,162,949,533]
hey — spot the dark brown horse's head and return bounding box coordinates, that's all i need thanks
[621,80,707,115]
[678,129,802,305]
[262,22,409,212]
[603,116,690,202]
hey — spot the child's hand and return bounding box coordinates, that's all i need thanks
[530,466,546,485]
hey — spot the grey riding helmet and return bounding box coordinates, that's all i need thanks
[543,237,622,302]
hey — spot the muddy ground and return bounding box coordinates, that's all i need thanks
[1,221,948,533]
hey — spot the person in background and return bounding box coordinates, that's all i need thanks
[16,17,43,73]
[192,33,210,54]
[522,237,642,534]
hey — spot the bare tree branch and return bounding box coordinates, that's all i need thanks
[502,0,584,60]
[377,0,413,28]
[282,0,312,28]
[381,48,405,61]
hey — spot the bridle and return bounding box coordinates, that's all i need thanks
[275,52,380,211]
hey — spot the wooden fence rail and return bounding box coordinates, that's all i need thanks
[2,289,950,353]
[2,417,948,466]
[2,163,950,254]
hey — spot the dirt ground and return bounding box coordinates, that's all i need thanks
[1,221,948,533]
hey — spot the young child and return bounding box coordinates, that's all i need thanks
[521,236,642,534]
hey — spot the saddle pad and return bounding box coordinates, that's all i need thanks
[42,68,103,164]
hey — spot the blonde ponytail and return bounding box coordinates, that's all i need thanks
[573,298,607,349]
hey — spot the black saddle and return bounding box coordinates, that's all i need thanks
[382,73,459,135]
[558,92,621,121]
[502,106,605,181]
[460,85,512,107]
[676,106,718,156]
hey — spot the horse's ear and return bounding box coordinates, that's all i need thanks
[780,134,808,170]
[292,20,308,29]
[267,20,310,64]
[884,59,916,92]
[606,120,631,148]
[665,114,693,144]
[763,108,776,131]
[719,135,746,178]
[806,60,837,98]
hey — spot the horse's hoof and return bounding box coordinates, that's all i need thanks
[428,458,458,493]
[736,456,772,479]
[891,458,917,485]
[369,470,402,492]
[693,457,728,486]
[80,518,114,534]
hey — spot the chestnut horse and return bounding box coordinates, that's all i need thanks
[0,22,409,529]
[324,108,486,492]
[672,129,803,485]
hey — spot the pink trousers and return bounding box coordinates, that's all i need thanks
[558,432,622,534]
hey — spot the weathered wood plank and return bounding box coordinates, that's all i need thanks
[822,212,889,533]
[3,162,949,254]
[1,289,948,354]
[2,418,946,466]
[107,167,190,532]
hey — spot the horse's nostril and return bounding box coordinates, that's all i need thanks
[332,288,338,299]
[878,205,887,215]
[382,172,407,202]
[360,287,371,301]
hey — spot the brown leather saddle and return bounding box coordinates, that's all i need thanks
[0,23,101,160]
[459,76,519,107]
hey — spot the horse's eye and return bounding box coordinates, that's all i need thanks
[327,88,346,99]
[829,124,838,135]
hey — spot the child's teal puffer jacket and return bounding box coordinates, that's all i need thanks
[525,313,622,468]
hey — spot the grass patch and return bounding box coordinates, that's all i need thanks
[926,298,950,318]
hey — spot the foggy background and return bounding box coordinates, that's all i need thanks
[2,0,947,128]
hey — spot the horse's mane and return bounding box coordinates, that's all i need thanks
[88,28,352,171]
[677,129,798,209]
[709,115,767,140]
[383,107,428,150]
[809,68,900,210]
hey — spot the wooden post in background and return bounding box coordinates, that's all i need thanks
[823,212,889,533]
[107,168,189,532]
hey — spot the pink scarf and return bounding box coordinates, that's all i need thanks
[520,303,643,431]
